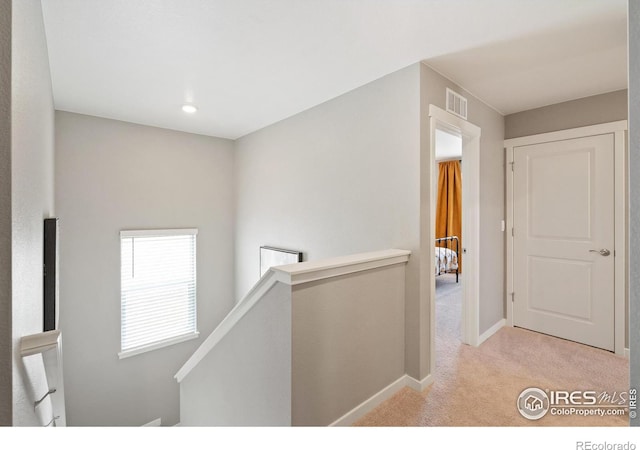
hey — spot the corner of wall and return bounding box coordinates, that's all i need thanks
[627,0,640,426]
[0,0,12,427]
[11,0,56,426]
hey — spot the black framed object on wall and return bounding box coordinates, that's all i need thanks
[43,218,59,332]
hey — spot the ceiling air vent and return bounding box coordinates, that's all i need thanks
[446,88,468,120]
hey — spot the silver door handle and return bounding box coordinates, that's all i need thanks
[589,249,610,256]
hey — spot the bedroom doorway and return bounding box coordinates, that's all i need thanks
[428,105,481,374]
[434,129,463,346]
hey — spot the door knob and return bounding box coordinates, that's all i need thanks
[589,249,611,256]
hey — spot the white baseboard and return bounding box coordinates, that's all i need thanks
[329,373,434,426]
[625,348,630,358]
[141,418,161,427]
[405,374,434,392]
[478,318,506,345]
[329,375,407,426]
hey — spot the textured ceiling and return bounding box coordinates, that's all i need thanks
[41,0,628,139]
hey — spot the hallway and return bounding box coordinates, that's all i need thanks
[355,274,629,426]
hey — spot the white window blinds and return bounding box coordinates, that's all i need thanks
[119,229,198,358]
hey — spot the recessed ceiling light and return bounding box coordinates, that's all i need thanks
[182,104,198,114]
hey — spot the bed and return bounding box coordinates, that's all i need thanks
[435,236,459,283]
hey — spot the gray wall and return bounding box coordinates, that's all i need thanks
[629,0,639,427]
[292,265,406,425]
[55,112,236,426]
[505,90,628,139]
[234,65,422,376]
[11,0,56,426]
[180,282,291,426]
[0,0,10,427]
[420,64,506,347]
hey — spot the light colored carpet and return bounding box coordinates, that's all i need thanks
[355,274,629,426]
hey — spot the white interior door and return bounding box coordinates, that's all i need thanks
[513,133,615,351]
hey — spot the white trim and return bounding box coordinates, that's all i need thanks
[428,104,482,381]
[120,228,198,237]
[118,331,200,359]
[461,129,481,348]
[625,348,630,358]
[328,374,434,426]
[505,121,627,354]
[20,330,61,357]
[478,319,506,345]
[504,121,628,147]
[404,374,434,392]
[329,376,408,426]
[272,249,410,285]
[141,418,162,427]
[614,129,626,356]
[429,104,481,137]
[175,249,412,383]
[506,146,514,327]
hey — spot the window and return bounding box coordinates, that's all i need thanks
[119,229,198,358]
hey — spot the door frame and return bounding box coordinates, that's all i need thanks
[504,120,628,355]
[428,105,481,375]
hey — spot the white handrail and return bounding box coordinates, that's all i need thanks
[174,249,411,383]
[20,330,67,426]
[175,269,279,382]
[272,248,411,285]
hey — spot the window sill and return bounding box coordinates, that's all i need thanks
[118,331,200,360]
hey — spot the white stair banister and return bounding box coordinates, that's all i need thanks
[20,330,67,426]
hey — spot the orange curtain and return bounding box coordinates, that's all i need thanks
[436,160,462,271]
